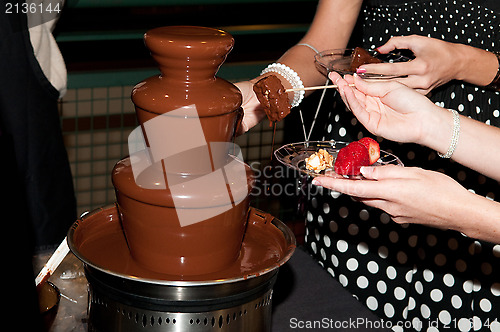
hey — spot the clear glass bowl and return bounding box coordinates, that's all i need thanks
[274,140,403,179]
[314,48,412,79]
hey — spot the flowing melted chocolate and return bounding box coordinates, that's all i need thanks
[72,206,294,281]
[72,27,295,280]
[253,75,291,126]
[119,26,249,276]
[350,47,382,72]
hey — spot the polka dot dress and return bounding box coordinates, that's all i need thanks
[305,1,500,331]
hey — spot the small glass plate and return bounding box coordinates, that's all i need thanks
[314,48,412,79]
[274,140,403,179]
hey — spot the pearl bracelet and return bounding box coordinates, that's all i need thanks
[438,109,460,159]
[261,63,305,107]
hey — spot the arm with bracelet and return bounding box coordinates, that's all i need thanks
[333,73,500,180]
[311,73,500,243]
[235,0,364,134]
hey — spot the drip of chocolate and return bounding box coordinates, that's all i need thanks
[253,75,291,126]
[349,47,382,72]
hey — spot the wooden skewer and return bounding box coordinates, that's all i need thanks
[286,83,355,92]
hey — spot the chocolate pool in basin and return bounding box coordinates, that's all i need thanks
[67,26,296,332]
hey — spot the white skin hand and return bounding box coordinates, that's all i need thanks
[313,165,472,232]
[329,71,440,146]
[234,81,267,135]
[359,35,498,94]
[314,72,500,243]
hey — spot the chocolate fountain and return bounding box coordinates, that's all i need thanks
[67,26,295,331]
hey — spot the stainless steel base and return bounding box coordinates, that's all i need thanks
[88,284,273,332]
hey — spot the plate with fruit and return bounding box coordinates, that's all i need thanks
[314,48,412,79]
[274,139,403,179]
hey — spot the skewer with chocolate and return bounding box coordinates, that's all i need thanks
[253,75,292,126]
[253,75,356,126]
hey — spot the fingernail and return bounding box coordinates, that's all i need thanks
[360,166,371,177]
[312,178,321,186]
[356,67,367,74]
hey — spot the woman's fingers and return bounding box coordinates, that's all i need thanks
[328,71,343,84]
[351,74,404,97]
[312,165,413,199]
[375,35,420,54]
[360,164,415,180]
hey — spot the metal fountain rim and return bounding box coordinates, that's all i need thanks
[67,204,296,287]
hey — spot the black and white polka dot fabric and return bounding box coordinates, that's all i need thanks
[305,1,500,331]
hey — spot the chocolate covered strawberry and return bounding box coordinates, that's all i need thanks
[358,137,380,165]
[334,141,370,175]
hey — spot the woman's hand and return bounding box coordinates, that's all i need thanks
[312,165,475,232]
[330,72,446,147]
[359,35,498,94]
[234,80,267,135]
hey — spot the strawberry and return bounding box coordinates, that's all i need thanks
[358,137,380,165]
[334,141,370,175]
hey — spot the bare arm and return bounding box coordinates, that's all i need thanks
[310,73,500,243]
[419,101,500,182]
[313,164,500,244]
[273,0,364,89]
[333,73,500,182]
[236,0,363,133]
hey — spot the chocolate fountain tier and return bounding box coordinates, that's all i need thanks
[112,155,255,276]
[68,205,295,282]
[112,155,254,209]
[68,205,296,332]
[132,26,243,142]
